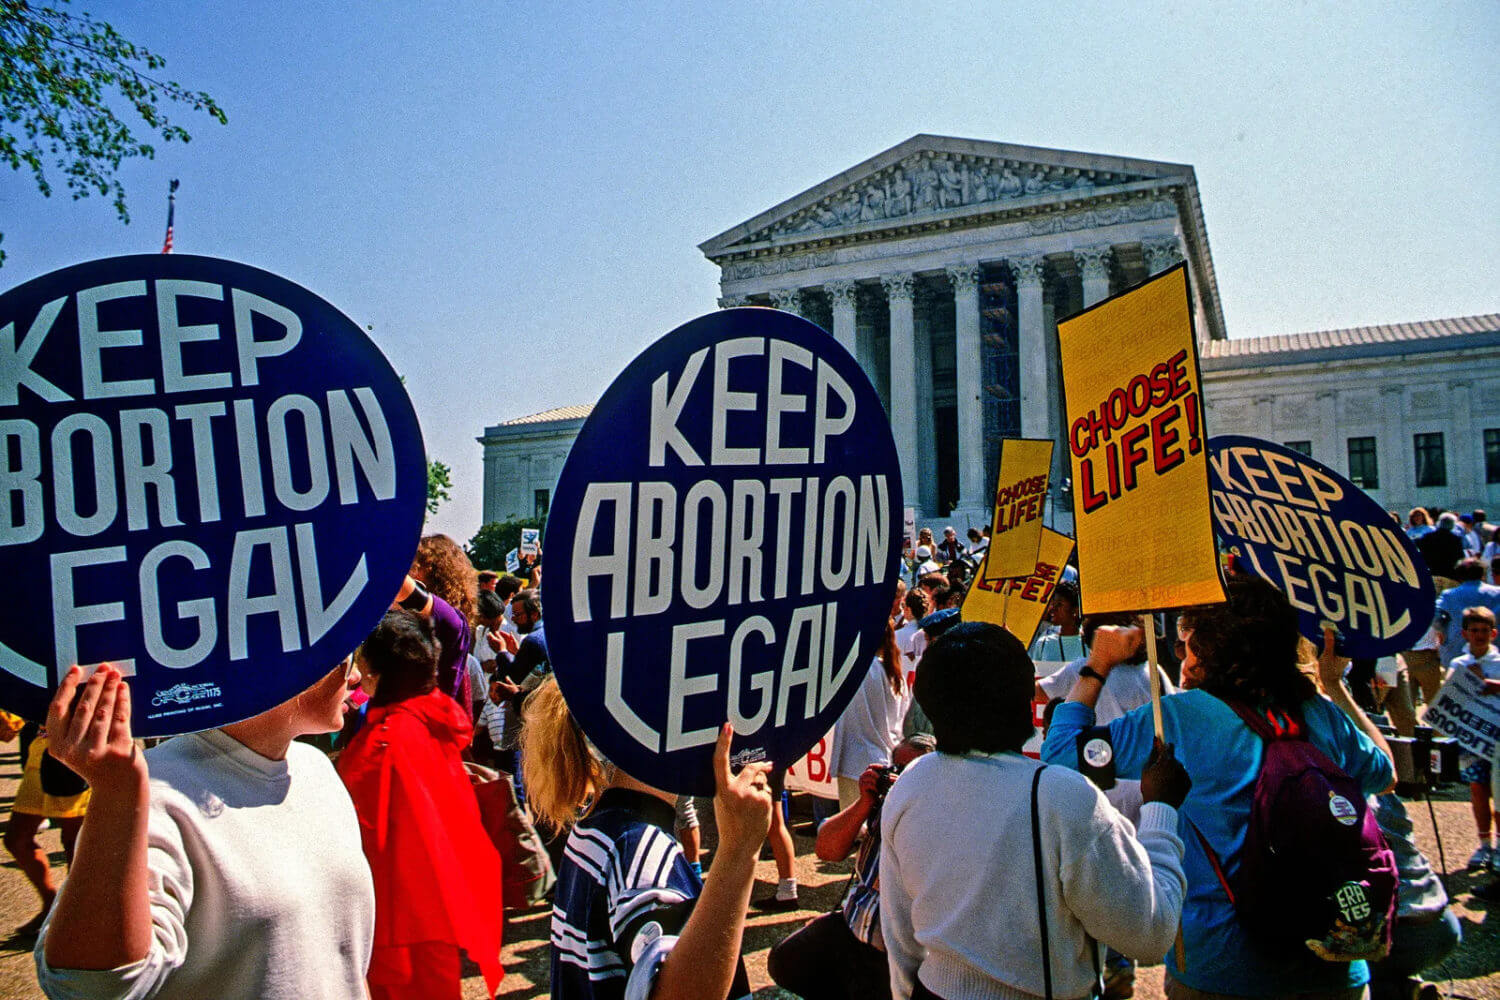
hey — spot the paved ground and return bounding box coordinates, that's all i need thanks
[1,746,1495,999]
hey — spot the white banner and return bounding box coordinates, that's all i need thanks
[784,728,839,800]
[1425,666,1500,761]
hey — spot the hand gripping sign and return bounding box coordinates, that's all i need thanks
[1058,263,1225,614]
[544,308,903,796]
[1208,435,1434,657]
[0,255,427,734]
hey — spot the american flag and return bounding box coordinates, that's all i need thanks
[161,179,179,253]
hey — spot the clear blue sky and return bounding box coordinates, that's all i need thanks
[3,0,1496,541]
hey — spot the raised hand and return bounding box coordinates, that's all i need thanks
[45,665,144,790]
[710,723,773,861]
[1086,625,1143,676]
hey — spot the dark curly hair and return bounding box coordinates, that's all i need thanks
[411,534,478,626]
[915,622,1036,755]
[1179,575,1315,709]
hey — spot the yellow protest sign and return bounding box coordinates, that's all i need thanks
[985,438,1053,580]
[964,529,1075,646]
[1057,264,1225,613]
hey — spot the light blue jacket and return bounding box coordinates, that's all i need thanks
[1042,689,1392,996]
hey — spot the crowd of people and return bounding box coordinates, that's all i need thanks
[2,505,1496,1000]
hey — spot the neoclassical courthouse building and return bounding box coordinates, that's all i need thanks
[481,135,1500,532]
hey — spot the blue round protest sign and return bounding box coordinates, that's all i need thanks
[545,308,904,796]
[0,255,427,734]
[1207,435,1434,658]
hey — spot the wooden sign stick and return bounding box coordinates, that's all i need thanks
[1141,613,1165,739]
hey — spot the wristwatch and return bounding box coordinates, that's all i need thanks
[1078,665,1107,684]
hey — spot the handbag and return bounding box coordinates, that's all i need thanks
[465,762,556,909]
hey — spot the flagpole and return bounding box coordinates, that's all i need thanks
[161,179,179,254]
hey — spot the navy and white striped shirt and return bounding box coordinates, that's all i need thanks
[550,789,748,1000]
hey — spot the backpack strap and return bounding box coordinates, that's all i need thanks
[1031,765,1053,1000]
[1184,817,1235,907]
[1223,699,1303,742]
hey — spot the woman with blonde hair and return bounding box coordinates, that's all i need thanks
[522,677,772,1000]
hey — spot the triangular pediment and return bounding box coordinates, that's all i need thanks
[699,135,1192,257]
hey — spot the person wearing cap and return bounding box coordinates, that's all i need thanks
[913,546,940,579]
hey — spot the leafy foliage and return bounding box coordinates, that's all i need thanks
[0,0,227,261]
[426,460,452,517]
[467,517,545,573]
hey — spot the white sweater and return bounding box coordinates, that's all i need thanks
[36,729,375,1000]
[880,751,1185,1000]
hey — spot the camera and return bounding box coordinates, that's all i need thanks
[871,763,902,798]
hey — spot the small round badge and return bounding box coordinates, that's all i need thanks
[1328,793,1358,827]
[1083,737,1113,768]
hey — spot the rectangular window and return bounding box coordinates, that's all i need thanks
[1347,436,1378,489]
[1414,433,1446,488]
[1487,429,1500,484]
[1284,440,1312,457]
[534,489,550,518]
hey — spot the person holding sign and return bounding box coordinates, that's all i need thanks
[34,662,374,1000]
[1044,576,1395,999]
[1444,606,1500,872]
[520,677,772,1000]
[881,622,1191,1000]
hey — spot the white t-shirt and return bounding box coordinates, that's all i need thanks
[895,622,923,676]
[1036,658,1176,822]
[1028,630,1085,665]
[37,730,374,1000]
[1037,658,1177,725]
[473,625,497,666]
[1450,647,1500,680]
[829,658,913,781]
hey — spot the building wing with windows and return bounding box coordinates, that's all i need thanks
[1201,314,1500,513]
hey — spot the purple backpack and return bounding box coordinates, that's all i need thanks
[1196,701,1397,964]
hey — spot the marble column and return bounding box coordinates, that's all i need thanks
[826,279,858,357]
[1450,380,1479,502]
[947,263,985,512]
[1076,245,1113,307]
[1008,255,1049,441]
[882,273,918,509]
[914,285,937,518]
[856,287,878,391]
[1143,237,1185,276]
[717,295,750,309]
[1379,385,1407,502]
[770,287,803,316]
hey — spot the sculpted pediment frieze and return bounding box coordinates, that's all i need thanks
[737,152,1159,245]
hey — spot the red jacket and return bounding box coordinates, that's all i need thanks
[338,688,503,995]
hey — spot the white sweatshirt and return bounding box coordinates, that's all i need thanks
[36,729,375,1000]
[880,750,1185,1000]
